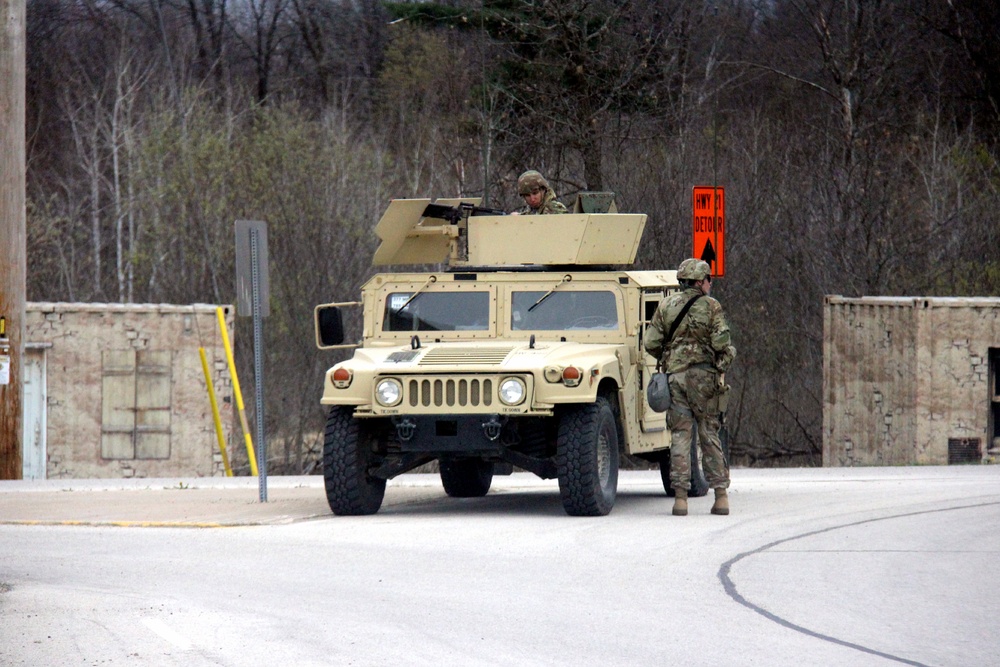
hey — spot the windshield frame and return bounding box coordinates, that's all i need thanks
[364,273,633,345]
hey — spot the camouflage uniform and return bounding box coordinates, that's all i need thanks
[515,170,568,215]
[644,262,735,493]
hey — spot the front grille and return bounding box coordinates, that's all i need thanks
[373,372,534,415]
[406,377,495,408]
[418,346,516,366]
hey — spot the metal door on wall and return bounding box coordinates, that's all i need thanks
[22,348,46,479]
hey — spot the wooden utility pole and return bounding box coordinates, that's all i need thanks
[0,0,26,479]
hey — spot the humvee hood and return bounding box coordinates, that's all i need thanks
[337,340,624,372]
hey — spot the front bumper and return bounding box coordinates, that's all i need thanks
[391,414,507,454]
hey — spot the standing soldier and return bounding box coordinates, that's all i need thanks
[513,170,568,215]
[644,258,736,516]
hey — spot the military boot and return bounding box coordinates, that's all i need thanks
[711,488,729,515]
[672,489,688,516]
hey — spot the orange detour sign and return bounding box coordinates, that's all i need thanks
[692,186,725,277]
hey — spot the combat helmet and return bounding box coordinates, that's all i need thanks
[677,258,711,281]
[517,170,551,195]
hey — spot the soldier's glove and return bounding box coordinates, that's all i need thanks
[715,344,736,373]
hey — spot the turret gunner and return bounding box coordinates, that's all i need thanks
[513,170,568,215]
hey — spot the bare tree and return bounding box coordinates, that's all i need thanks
[229,0,290,104]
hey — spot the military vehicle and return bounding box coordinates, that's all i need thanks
[314,195,710,516]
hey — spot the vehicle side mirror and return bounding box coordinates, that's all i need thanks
[316,305,344,346]
[315,302,362,349]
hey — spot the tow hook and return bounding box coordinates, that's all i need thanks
[482,415,503,442]
[394,417,417,442]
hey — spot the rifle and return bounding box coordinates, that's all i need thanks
[422,202,507,225]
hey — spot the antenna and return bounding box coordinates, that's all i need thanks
[480,0,490,207]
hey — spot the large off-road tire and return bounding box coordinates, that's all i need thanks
[556,396,620,516]
[440,458,494,498]
[323,406,386,515]
[662,431,710,498]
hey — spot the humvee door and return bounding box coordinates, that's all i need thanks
[640,290,667,434]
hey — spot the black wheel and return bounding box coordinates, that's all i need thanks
[661,426,709,498]
[323,406,386,515]
[556,396,620,516]
[440,458,493,497]
[689,433,710,497]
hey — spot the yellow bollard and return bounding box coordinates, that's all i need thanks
[216,307,259,476]
[200,347,233,477]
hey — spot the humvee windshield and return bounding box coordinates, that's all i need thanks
[383,291,490,331]
[511,291,619,330]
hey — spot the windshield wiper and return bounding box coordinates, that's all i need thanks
[528,275,572,312]
[393,275,437,314]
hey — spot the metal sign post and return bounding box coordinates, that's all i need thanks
[235,220,270,502]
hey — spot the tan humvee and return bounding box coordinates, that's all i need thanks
[315,195,707,516]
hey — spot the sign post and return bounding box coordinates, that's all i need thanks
[693,186,725,278]
[235,220,270,502]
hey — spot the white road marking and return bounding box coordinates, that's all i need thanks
[141,617,193,651]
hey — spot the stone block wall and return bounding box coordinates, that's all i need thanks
[25,303,236,478]
[824,296,1000,466]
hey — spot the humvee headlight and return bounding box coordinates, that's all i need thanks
[499,377,526,405]
[375,378,403,407]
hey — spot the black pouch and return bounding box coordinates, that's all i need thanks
[646,372,671,412]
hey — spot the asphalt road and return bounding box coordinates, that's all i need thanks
[1,467,998,667]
